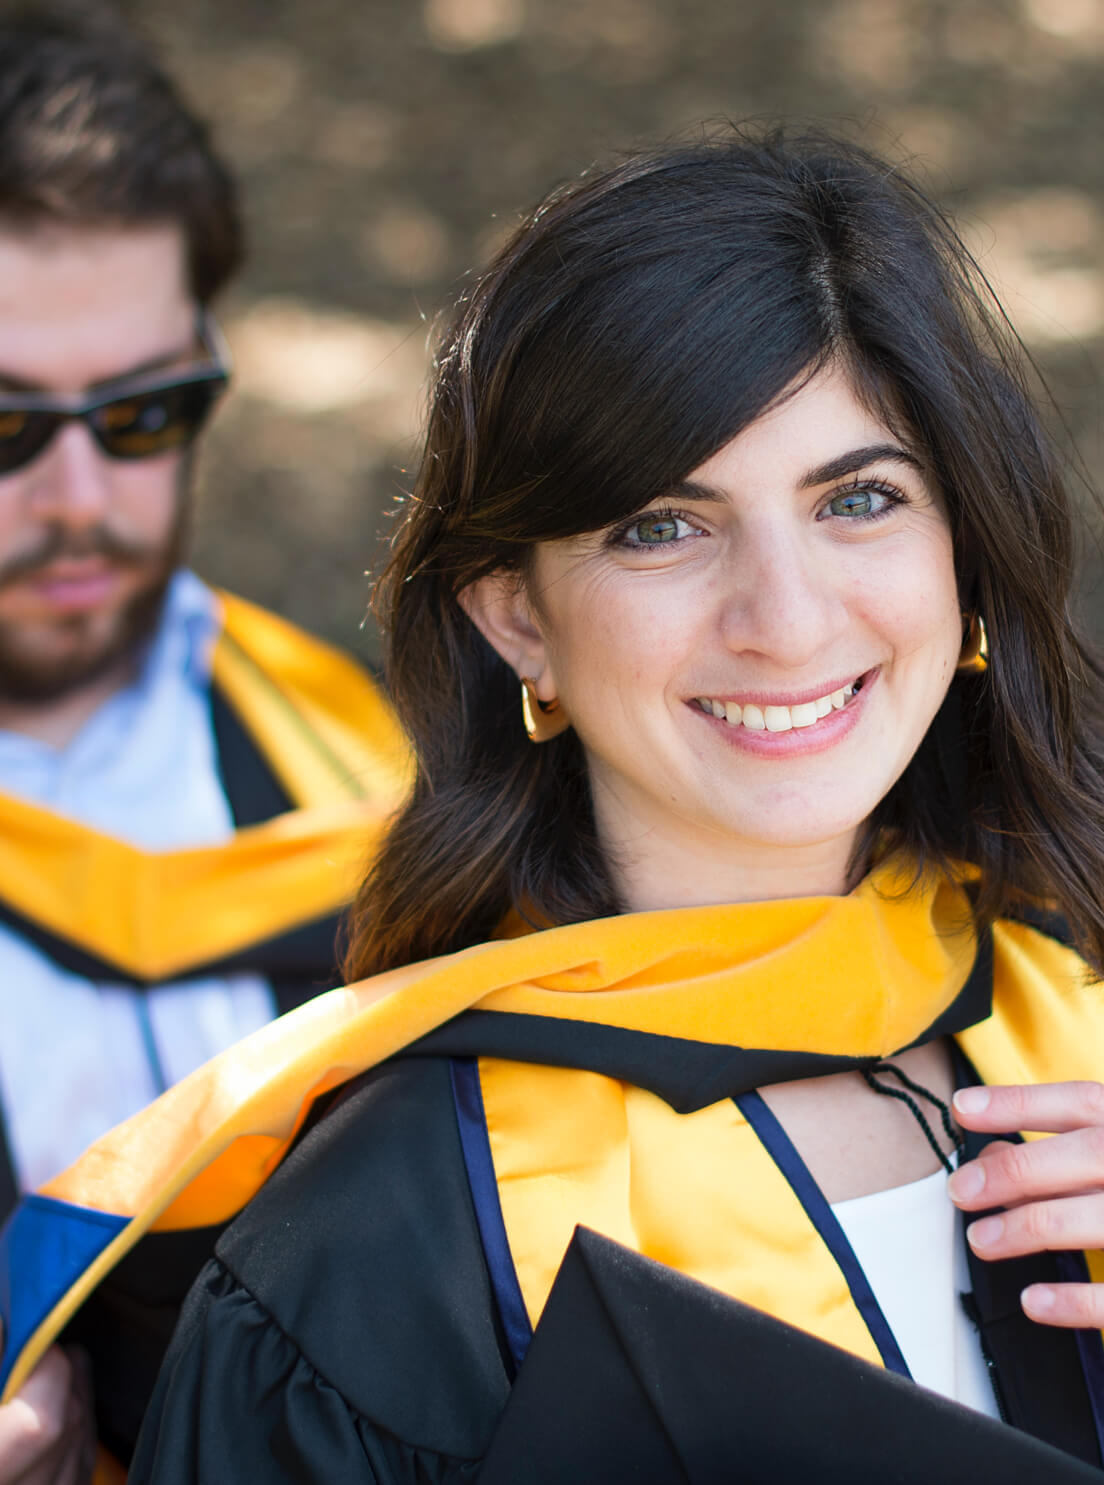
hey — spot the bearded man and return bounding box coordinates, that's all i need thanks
[0,6,406,1478]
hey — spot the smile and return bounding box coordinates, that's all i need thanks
[694,675,867,732]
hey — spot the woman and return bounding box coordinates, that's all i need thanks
[130,127,1104,1481]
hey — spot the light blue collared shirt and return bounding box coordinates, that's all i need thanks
[0,571,275,1189]
[0,568,232,845]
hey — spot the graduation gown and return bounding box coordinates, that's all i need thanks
[5,862,1104,1478]
[0,590,406,1028]
[0,590,407,1467]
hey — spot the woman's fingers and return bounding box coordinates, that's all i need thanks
[953,1080,1104,1135]
[948,1082,1104,1330]
[964,1191,1104,1262]
[1021,1282,1104,1329]
[948,1125,1104,1211]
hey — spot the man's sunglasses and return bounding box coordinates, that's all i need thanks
[0,312,231,476]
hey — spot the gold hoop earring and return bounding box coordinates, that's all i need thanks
[956,613,989,674]
[521,677,570,743]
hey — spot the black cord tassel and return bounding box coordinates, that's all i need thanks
[861,1061,965,1176]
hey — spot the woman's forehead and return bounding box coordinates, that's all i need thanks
[684,365,903,482]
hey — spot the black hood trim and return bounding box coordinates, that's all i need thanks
[402,930,994,1113]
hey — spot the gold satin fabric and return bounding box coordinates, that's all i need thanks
[0,590,409,980]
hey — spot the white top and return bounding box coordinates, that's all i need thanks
[832,1166,999,1418]
[0,571,275,1191]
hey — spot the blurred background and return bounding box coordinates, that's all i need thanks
[122,0,1104,663]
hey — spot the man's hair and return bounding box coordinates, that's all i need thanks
[0,1,242,300]
[344,124,1104,980]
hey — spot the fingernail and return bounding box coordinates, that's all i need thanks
[1023,1284,1055,1315]
[947,1163,986,1201]
[967,1215,1004,1249]
[953,1087,990,1115]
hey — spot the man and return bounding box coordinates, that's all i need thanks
[0,3,407,1475]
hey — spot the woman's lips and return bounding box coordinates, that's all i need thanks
[692,669,878,756]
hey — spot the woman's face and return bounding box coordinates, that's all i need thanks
[472,364,964,908]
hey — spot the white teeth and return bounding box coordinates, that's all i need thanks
[699,680,863,731]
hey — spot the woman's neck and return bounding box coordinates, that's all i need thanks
[596,800,862,912]
[760,1040,957,1203]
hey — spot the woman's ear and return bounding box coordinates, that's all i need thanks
[458,572,556,697]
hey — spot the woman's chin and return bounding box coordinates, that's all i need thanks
[695,795,879,857]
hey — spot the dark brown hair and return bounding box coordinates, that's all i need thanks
[0,1,242,300]
[346,125,1104,980]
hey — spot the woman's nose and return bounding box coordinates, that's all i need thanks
[718,528,851,669]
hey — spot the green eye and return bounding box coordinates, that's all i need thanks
[626,514,687,546]
[829,490,874,517]
[823,483,902,521]
[612,508,702,549]
[637,516,678,543]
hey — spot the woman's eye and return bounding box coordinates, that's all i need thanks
[824,484,899,520]
[621,513,695,546]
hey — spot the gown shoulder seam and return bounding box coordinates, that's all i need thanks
[211,1254,484,1465]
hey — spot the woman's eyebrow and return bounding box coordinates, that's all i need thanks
[666,444,923,506]
[800,443,922,487]
[668,479,728,503]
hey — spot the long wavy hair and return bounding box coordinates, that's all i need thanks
[345,125,1104,980]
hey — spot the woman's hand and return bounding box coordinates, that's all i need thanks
[0,1336,95,1484]
[949,1081,1104,1328]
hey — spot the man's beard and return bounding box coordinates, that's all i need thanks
[0,488,189,706]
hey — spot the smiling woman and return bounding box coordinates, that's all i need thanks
[129,127,1104,1482]
[340,136,1104,988]
[463,364,962,910]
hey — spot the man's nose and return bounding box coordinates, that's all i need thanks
[719,529,850,669]
[26,421,113,527]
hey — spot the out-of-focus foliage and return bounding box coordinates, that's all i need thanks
[123,0,1104,662]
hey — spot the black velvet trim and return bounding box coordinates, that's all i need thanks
[1003,901,1075,950]
[903,927,993,1046]
[205,910,341,992]
[479,1227,1104,1484]
[406,1011,866,1112]
[0,679,342,990]
[0,896,344,992]
[208,684,293,828]
[404,932,993,1112]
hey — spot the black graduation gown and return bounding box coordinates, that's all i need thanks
[127,1045,1104,1484]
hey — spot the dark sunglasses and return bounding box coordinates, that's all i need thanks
[0,312,231,476]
